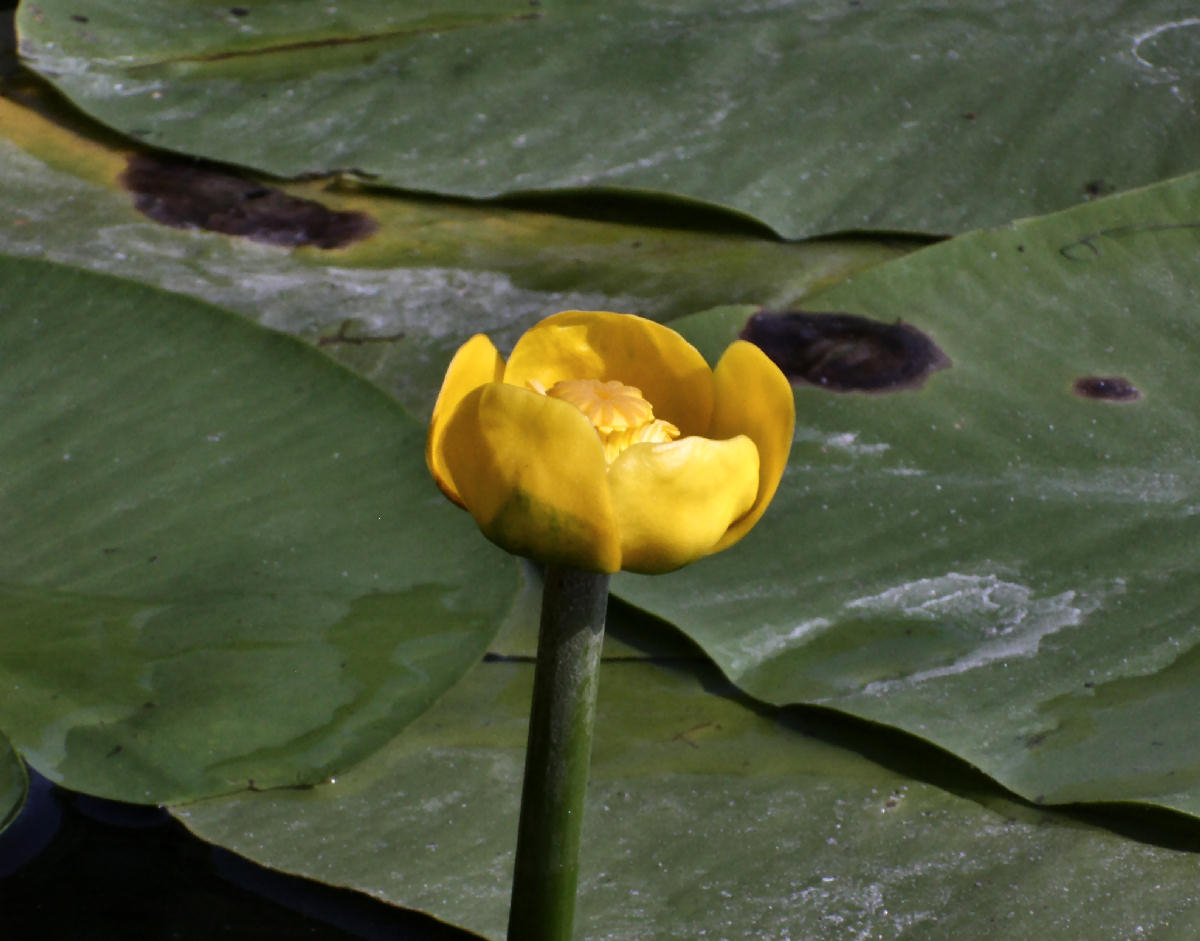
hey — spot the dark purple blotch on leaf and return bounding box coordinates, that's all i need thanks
[741,310,950,393]
[120,154,377,249]
[1072,376,1142,402]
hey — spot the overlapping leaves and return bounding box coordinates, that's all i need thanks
[174,597,1200,940]
[17,0,1200,236]
[619,171,1200,816]
[3,4,1200,935]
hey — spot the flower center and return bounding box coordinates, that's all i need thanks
[537,378,680,462]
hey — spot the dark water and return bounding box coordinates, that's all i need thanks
[0,768,481,940]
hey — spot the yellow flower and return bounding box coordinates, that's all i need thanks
[426,311,794,574]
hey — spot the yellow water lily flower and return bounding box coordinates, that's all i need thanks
[426,310,794,574]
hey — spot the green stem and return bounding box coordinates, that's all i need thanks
[507,565,611,941]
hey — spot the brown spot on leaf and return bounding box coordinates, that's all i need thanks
[120,154,377,249]
[740,310,950,393]
[1072,376,1142,402]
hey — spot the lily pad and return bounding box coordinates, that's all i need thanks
[16,0,1200,237]
[615,170,1200,816]
[0,253,518,804]
[0,86,909,418]
[173,599,1200,940]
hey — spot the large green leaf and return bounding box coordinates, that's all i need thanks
[0,254,517,804]
[615,170,1200,816]
[0,87,907,418]
[174,598,1200,940]
[16,0,1200,237]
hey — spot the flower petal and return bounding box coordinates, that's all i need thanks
[502,311,714,435]
[438,382,622,573]
[426,334,505,506]
[607,436,759,574]
[706,340,795,553]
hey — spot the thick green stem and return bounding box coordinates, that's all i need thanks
[507,565,611,941]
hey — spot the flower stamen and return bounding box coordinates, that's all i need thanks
[539,378,680,461]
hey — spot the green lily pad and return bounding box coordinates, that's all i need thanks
[0,253,517,804]
[174,598,1200,940]
[615,170,1200,816]
[0,88,909,418]
[16,0,1200,237]
[0,727,27,835]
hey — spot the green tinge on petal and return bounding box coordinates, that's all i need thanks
[608,435,760,574]
[707,340,796,553]
[438,383,622,573]
[426,334,505,507]
[502,311,715,436]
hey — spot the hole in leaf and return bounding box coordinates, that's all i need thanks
[740,310,950,393]
[1072,376,1142,402]
[120,154,377,249]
